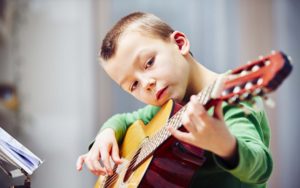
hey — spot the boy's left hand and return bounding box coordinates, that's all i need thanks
[168,95,237,162]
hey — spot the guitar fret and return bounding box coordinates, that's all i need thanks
[199,86,209,104]
[203,84,213,105]
[197,90,205,104]
[202,87,210,104]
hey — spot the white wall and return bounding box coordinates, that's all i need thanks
[14,1,97,187]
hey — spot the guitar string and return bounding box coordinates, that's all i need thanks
[101,164,118,188]
[102,146,142,187]
[103,148,141,187]
[104,139,150,187]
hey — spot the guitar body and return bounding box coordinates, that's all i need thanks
[95,100,205,188]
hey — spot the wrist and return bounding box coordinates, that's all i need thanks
[96,128,115,140]
[216,136,238,167]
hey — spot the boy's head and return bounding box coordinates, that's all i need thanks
[100,12,174,61]
[99,12,193,106]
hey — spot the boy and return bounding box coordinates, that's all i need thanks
[76,12,273,187]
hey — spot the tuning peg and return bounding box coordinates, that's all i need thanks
[222,90,228,97]
[245,82,253,90]
[257,78,264,86]
[263,96,276,108]
[252,88,264,96]
[240,70,248,76]
[251,65,260,72]
[228,95,239,104]
[240,92,251,100]
[233,86,241,94]
[264,60,271,66]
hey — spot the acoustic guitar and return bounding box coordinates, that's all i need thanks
[94,51,292,188]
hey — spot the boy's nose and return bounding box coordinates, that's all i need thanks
[143,78,156,91]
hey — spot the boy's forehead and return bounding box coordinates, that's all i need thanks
[103,33,150,85]
[120,29,153,44]
[116,31,157,60]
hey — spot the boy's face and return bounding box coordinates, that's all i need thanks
[102,30,191,106]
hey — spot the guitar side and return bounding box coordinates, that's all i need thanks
[94,100,174,188]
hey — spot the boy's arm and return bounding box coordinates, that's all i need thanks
[213,98,273,184]
[89,105,160,149]
[80,105,160,175]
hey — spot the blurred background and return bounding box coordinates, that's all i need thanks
[0,0,299,187]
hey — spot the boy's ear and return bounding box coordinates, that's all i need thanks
[170,31,190,55]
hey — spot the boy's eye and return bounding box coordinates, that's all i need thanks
[130,81,138,92]
[145,57,155,69]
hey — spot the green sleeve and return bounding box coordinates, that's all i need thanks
[99,105,161,143]
[213,98,273,184]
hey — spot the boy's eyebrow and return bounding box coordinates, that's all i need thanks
[119,49,146,87]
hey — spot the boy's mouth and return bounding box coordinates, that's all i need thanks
[156,86,168,100]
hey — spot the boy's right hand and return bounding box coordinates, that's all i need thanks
[76,128,122,176]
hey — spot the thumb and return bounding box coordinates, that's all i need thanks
[76,155,86,171]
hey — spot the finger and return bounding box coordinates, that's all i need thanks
[190,95,207,118]
[76,155,86,171]
[167,126,193,144]
[89,148,105,170]
[189,112,204,132]
[182,112,198,133]
[190,95,198,102]
[182,96,202,132]
[84,148,107,175]
[111,141,122,164]
[83,157,94,172]
[91,160,106,176]
[100,146,112,175]
[213,100,224,120]
[195,103,211,124]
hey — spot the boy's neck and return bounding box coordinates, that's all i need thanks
[182,55,219,104]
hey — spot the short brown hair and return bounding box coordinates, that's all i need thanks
[99,12,174,61]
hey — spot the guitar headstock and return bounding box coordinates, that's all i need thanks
[211,51,293,105]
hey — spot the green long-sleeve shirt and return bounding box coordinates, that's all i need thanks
[96,97,273,187]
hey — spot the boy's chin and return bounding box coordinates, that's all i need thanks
[146,100,169,107]
[156,98,174,106]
